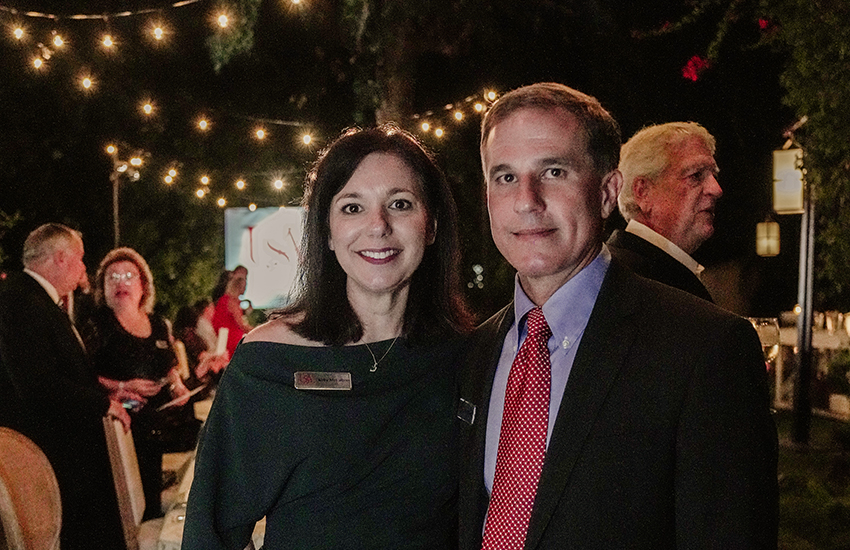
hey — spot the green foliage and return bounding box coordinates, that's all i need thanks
[826,350,850,397]
[777,412,850,548]
[206,0,263,73]
[118,178,225,319]
[759,0,850,310]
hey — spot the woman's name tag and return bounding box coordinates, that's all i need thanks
[294,371,352,391]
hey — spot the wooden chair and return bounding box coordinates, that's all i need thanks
[103,418,163,550]
[0,428,61,550]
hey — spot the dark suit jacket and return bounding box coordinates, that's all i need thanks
[0,273,125,550]
[459,260,778,549]
[607,228,714,302]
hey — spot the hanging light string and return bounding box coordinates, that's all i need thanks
[1,1,499,207]
[0,0,203,21]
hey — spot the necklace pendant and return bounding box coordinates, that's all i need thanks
[369,362,378,373]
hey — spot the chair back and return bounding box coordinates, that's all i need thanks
[0,428,61,550]
[103,418,145,550]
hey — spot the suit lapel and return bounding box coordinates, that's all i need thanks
[524,261,642,549]
[23,275,90,373]
[459,303,513,549]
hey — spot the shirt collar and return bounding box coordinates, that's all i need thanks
[512,246,610,352]
[24,268,61,304]
[625,220,704,276]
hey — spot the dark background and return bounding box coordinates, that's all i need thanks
[0,0,798,318]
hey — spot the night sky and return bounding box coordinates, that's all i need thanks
[0,0,798,316]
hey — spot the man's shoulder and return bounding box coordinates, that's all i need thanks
[603,258,732,327]
[0,272,42,303]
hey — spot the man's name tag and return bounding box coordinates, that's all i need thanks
[294,371,352,391]
[457,398,476,425]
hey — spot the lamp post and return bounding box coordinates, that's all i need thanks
[106,145,143,248]
[772,119,814,445]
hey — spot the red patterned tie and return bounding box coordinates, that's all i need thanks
[482,307,552,550]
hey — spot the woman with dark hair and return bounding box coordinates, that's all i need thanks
[211,265,252,356]
[184,124,474,550]
[84,247,192,520]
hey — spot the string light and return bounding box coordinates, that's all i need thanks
[164,175,173,184]
[130,157,143,167]
[486,91,497,101]
[454,111,463,121]
[101,34,114,48]
[301,134,312,145]
[235,180,245,190]
[142,102,154,115]
[80,76,92,89]
[198,118,209,131]
[13,27,24,40]
[52,34,63,47]
[32,57,43,69]
[474,103,485,112]
[200,175,209,185]
[248,203,257,211]
[196,188,205,198]
[255,128,266,140]
[151,24,165,41]
[273,179,284,190]
[106,144,116,155]
[168,168,177,177]
[421,122,430,132]
[216,14,228,28]
[434,128,444,138]
[217,197,226,207]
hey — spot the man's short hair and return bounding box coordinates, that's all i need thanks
[480,82,622,177]
[22,223,81,269]
[618,122,716,221]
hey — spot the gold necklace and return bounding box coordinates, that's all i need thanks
[365,336,400,372]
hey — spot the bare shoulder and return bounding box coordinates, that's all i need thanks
[243,314,319,346]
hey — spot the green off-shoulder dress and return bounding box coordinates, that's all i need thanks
[183,334,465,550]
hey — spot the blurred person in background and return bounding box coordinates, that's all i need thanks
[183,125,474,550]
[84,247,192,520]
[212,265,253,356]
[0,223,128,549]
[173,301,228,396]
[607,122,721,302]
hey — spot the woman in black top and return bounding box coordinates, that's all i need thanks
[85,247,191,520]
[184,125,475,549]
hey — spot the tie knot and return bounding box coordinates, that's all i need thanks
[525,307,551,340]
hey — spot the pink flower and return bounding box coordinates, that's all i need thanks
[682,55,711,82]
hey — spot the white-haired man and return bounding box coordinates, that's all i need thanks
[607,122,721,302]
[0,223,128,549]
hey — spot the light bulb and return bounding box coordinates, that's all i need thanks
[196,189,205,198]
[201,176,209,185]
[435,128,444,138]
[217,198,226,207]
[217,14,229,28]
[302,134,312,145]
[454,111,463,121]
[235,180,245,190]
[13,28,24,40]
[249,203,257,212]
[255,129,266,140]
[421,122,430,132]
[52,35,64,47]
[273,179,284,190]
[102,35,114,48]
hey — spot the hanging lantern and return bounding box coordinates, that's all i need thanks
[756,221,780,257]
[772,149,804,214]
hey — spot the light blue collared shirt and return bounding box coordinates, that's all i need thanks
[484,247,610,494]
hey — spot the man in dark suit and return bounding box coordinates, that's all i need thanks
[606,122,722,302]
[459,83,778,549]
[0,223,129,549]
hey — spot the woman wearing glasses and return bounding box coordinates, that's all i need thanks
[84,247,191,520]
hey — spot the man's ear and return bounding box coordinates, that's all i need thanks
[600,170,623,220]
[632,176,651,205]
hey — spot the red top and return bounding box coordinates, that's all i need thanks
[212,295,245,356]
